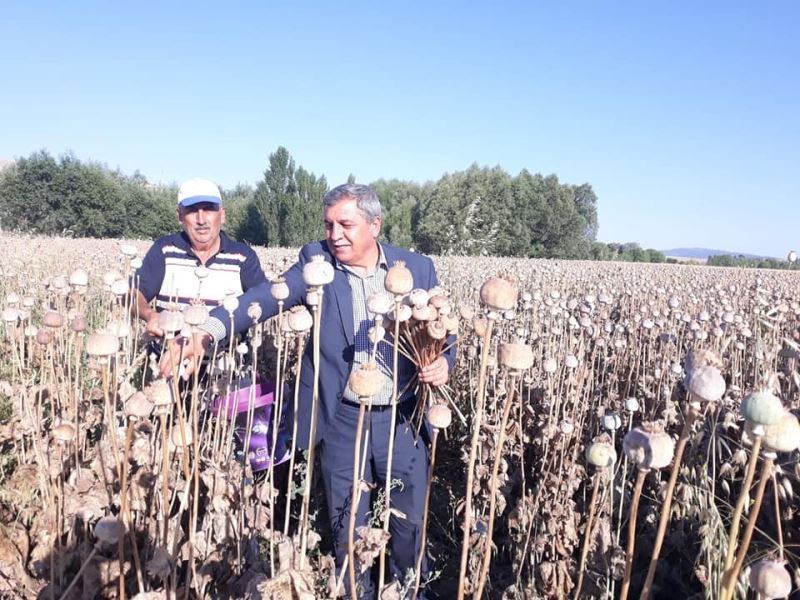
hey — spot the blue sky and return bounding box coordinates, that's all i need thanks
[1,1,798,256]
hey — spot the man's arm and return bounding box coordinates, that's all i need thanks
[131,241,166,337]
[159,246,312,378]
[133,289,164,337]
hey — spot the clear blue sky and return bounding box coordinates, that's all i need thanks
[1,1,798,256]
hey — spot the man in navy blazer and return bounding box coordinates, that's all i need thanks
[161,183,454,597]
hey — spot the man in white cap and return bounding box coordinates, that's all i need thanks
[132,177,267,337]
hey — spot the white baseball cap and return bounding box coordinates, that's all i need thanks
[177,177,222,207]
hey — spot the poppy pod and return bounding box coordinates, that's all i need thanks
[94,516,124,546]
[586,436,617,468]
[543,358,558,374]
[498,342,534,371]
[194,265,209,280]
[426,320,447,340]
[427,404,452,430]
[440,314,459,335]
[86,333,118,357]
[183,303,209,327]
[472,317,489,337]
[69,269,89,287]
[42,311,64,329]
[686,365,725,403]
[126,392,154,419]
[748,559,792,599]
[407,288,430,308]
[762,411,800,454]
[222,295,239,313]
[303,255,334,287]
[145,379,172,407]
[110,279,129,297]
[390,304,412,323]
[52,423,76,443]
[480,277,518,311]
[270,276,290,301]
[367,292,394,316]
[429,295,449,310]
[741,391,784,429]
[70,315,87,333]
[246,302,262,322]
[623,423,675,470]
[158,310,185,334]
[170,422,193,448]
[412,305,437,322]
[385,261,414,295]
[1,308,18,323]
[348,362,385,399]
[458,305,475,321]
[288,306,313,332]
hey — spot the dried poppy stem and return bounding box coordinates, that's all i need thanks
[640,407,699,599]
[283,334,306,537]
[474,372,519,599]
[411,426,440,600]
[347,398,368,600]
[720,454,774,600]
[620,468,647,600]
[574,472,602,599]
[268,301,285,577]
[299,293,324,566]
[456,317,495,600]
[722,434,762,572]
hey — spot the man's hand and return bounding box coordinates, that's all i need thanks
[418,356,450,387]
[145,314,165,338]
[159,331,212,380]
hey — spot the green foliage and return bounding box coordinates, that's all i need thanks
[706,255,793,269]
[0,150,175,239]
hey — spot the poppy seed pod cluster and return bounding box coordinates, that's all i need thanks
[748,560,792,599]
[623,422,675,470]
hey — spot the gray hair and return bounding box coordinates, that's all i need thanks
[323,183,382,221]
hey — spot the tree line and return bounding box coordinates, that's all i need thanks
[0,147,666,262]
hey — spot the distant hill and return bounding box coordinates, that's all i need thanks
[661,247,775,260]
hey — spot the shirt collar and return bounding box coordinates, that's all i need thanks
[334,242,388,274]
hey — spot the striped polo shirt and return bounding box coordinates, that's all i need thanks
[135,231,266,310]
[338,245,396,406]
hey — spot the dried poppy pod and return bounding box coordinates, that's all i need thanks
[426,320,447,340]
[303,255,334,287]
[458,304,475,321]
[288,306,313,332]
[741,390,784,432]
[385,261,414,295]
[429,294,450,310]
[94,516,124,546]
[412,304,437,322]
[440,314,459,335]
[271,276,290,301]
[42,310,64,329]
[368,325,385,345]
[480,277,518,312]
[69,269,89,287]
[222,294,239,314]
[183,303,209,327]
[762,411,800,455]
[145,379,172,409]
[125,391,154,419]
[35,329,53,346]
[158,310,184,335]
[170,422,193,448]
[246,302,262,322]
[119,243,138,258]
[498,342,533,371]
[749,559,792,599]
[685,365,725,404]
[390,304,412,323]
[110,279,129,297]
[1,308,19,323]
[348,362,385,399]
[52,422,76,443]
[602,412,622,431]
[623,423,675,470]
[472,317,489,337]
[586,434,617,468]
[407,288,430,308]
[543,358,558,374]
[427,404,452,430]
[684,348,723,376]
[5,293,20,305]
[367,292,394,316]
[70,315,87,333]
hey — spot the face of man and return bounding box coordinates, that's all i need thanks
[324,197,381,268]
[178,202,226,251]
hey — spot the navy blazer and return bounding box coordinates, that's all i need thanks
[211,241,456,449]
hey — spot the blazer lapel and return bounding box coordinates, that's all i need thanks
[330,269,355,347]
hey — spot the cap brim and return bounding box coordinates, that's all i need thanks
[179,195,222,207]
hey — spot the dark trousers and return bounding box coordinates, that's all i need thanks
[319,400,430,599]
